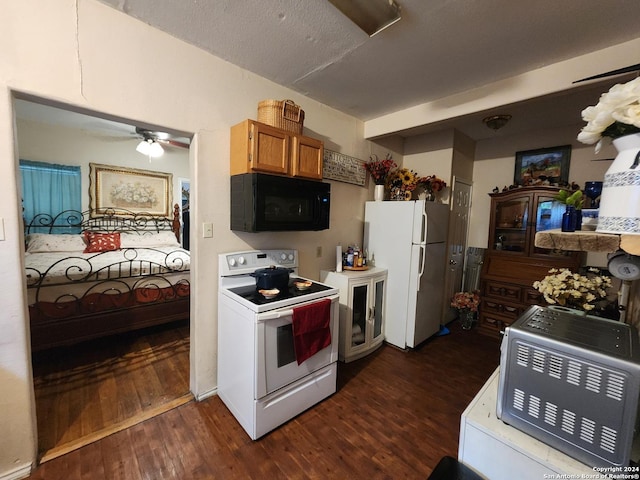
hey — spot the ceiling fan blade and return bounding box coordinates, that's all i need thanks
[573,63,640,84]
[157,138,190,149]
[135,127,190,149]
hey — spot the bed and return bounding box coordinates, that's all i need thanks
[24,205,190,351]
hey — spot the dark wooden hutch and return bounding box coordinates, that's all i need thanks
[478,186,584,336]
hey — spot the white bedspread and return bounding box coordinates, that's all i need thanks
[25,247,190,287]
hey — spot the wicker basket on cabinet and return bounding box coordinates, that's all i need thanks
[257,99,305,134]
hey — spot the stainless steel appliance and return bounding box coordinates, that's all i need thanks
[230,173,330,232]
[497,305,640,468]
[217,250,339,440]
[364,200,449,348]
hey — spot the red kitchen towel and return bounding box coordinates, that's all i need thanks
[292,298,332,365]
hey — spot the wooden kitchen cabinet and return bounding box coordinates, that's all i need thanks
[478,186,583,336]
[321,268,387,363]
[230,119,323,180]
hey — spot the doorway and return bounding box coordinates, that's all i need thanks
[443,176,472,323]
[15,98,194,461]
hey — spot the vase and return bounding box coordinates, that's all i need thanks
[374,184,385,202]
[584,181,603,209]
[459,309,474,330]
[596,132,640,234]
[390,187,409,201]
[416,191,435,201]
[561,205,576,232]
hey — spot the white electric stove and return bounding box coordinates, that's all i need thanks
[217,249,339,439]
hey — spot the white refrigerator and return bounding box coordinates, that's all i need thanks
[364,200,449,349]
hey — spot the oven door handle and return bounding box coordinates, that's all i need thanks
[257,309,295,321]
[256,295,338,322]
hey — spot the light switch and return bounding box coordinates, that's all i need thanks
[203,222,213,238]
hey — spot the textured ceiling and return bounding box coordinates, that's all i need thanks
[17,1,640,142]
[94,0,640,127]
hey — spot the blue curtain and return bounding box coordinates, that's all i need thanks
[20,160,82,233]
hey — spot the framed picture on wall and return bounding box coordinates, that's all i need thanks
[514,145,571,186]
[89,163,173,217]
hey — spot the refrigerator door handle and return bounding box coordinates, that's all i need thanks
[421,209,428,244]
[417,244,426,291]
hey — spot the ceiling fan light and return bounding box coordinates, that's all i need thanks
[136,139,152,155]
[328,0,401,37]
[148,141,164,157]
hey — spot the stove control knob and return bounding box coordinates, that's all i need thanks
[288,253,294,261]
[238,256,246,265]
[280,253,287,261]
[228,258,236,267]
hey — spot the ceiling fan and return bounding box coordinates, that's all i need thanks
[134,127,190,158]
[135,127,190,149]
[573,63,640,84]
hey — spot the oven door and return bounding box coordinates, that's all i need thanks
[255,295,339,398]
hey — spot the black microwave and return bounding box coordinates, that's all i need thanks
[230,173,330,232]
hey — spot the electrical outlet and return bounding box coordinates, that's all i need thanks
[316,246,322,257]
[203,222,213,238]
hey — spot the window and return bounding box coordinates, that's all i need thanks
[20,160,81,233]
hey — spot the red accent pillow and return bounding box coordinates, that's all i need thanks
[83,231,121,253]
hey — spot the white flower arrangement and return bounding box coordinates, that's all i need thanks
[110,181,158,207]
[577,76,640,152]
[532,268,612,312]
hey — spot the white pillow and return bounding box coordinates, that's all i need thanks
[120,231,180,248]
[26,233,87,253]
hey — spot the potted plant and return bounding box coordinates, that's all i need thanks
[451,291,480,330]
[554,189,583,231]
[416,175,447,201]
[364,154,396,201]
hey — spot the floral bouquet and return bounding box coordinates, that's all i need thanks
[532,268,612,311]
[417,175,447,194]
[577,76,640,152]
[451,291,480,312]
[386,167,419,200]
[364,154,397,185]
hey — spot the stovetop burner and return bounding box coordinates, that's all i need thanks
[228,277,333,305]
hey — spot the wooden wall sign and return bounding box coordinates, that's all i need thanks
[322,149,366,186]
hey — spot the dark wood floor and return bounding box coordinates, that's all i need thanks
[32,320,191,461]
[27,320,501,480]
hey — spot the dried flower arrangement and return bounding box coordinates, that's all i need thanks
[451,291,480,312]
[532,268,612,312]
[364,154,397,185]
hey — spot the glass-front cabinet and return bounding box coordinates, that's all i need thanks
[488,186,568,257]
[320,268,387,363]
[479,187,583,336]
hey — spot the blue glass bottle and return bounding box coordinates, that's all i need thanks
[575,209,582,231]
[561,205,576,232]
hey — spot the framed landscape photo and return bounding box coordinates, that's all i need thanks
[514,145,571,186]
[89,163,173,217]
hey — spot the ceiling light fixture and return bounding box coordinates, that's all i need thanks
[483,114,512,131]
[327,0,401,37]
[136,138,164,158]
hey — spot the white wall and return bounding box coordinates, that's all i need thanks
[16,119,190,211]
[0,1,397,476]
[471,123,615,266]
